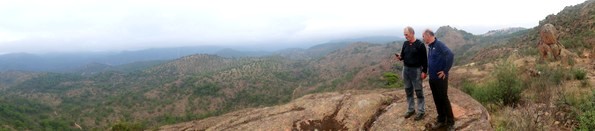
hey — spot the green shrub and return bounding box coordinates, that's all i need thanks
[493,60,523,106]
[111,122,145,131]
[383,72,403,88]
[577,90,595,130]
[536,64,568,85]
[468,82,496,105]
[466,59,523,106]
[571,68,587,80]
[460,79,476,95]
[0,127,11,131]
[578,109,595,130]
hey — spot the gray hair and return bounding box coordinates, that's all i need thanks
[404,26,415,34]
[424,29,435,36]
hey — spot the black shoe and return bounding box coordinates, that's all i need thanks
[414,113,425,121]
[430,122,446,130]
[403,111,415,118]
[447,125,456,131]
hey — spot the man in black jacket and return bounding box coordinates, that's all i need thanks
[395,26,428,121]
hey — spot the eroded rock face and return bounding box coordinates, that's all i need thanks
[540,24,558,46]
[159,87,492,131]
[538,23,563,60]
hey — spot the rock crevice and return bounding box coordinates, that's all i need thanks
[159,88,492,131]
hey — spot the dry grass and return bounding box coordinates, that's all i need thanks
[464,52,595,130]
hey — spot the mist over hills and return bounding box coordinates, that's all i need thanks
[0,36,404,73]
[0,46,222,72]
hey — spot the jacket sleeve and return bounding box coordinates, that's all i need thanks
[439,43,454,74]
[399,42,406,60]
[419,43,428,74]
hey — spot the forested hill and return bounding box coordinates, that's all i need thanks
[0,41,405,130]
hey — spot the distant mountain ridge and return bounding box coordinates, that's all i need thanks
[327,36,403,44]
[0,36,402,72]
[0,46,223,72]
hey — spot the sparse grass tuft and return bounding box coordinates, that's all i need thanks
[493,107,543,131]
[580,79,590,88]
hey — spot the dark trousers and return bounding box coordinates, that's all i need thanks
[429,78,455,125]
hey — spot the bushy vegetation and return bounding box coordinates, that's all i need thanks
[111,121,146,131]
[571,67,587,80]
[468,59,593,130]
[0,55,316,130]
[559,89,595,130]
[382,72,403,88]
[578,110,595,130]
[536,64,568,86]
[0,98,75,130]
[10,73,84,93]
[462,59,523,107]
[559,31,594,52]
[0,42,404,130]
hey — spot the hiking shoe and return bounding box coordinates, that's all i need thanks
[431,122,446,130]
[414,113,425,121]
[403,111,415,118]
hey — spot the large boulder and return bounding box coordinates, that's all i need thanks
[540,24,558,45]
[538,24,563,60]
[159,86,492,131]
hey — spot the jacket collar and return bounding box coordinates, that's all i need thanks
[429,38,438,47]
[408,39,421,44]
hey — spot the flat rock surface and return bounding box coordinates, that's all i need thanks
[159,85,492,131]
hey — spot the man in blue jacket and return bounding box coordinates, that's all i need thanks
[395,26,428,121]
[422,29,455,131]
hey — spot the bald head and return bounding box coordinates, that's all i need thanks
[423,29,434,37]
[422,29,436,44]
[404,26,415,42]
[404,26,415,34]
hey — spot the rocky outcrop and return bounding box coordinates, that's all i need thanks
[435,26,476,50]
[159,86,492,131]
[538,23,563,60]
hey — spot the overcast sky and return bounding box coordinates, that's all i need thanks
[0,0,587,53]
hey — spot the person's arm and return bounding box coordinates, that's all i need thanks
[419,42,428,74]
[398,42,406,61]
[439,42,454,74]
[445,50,454,74]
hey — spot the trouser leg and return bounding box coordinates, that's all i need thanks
[440,78,455,125]
[403,67,415,113]
[413,68,424,114]
[429,80,444,122]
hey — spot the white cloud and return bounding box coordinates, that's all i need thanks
[0,0,587,53]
